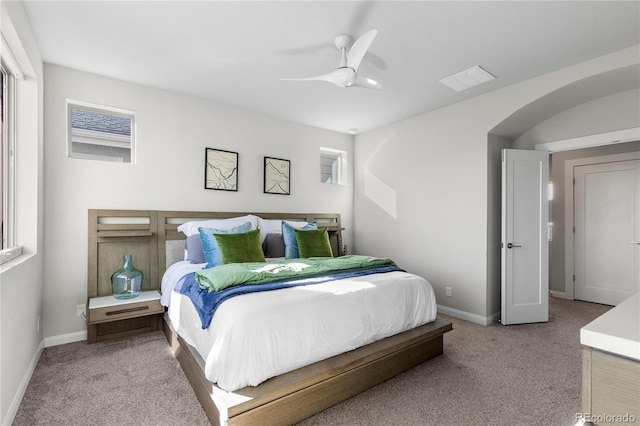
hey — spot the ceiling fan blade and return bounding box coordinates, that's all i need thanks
[282,68,355,88]
[349,76,382,90]
[276,43,331,56]
[347,29,377,72]
[364,52,386,70]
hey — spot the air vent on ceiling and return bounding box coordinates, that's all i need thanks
[439,65,495,92]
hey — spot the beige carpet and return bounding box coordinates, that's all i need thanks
[300,297,611,426]
[13,297,610,426]
[13,332,210,426]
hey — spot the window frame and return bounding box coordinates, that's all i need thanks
[0,52,22,263]
[320,147,347,185]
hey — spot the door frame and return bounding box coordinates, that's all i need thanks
[564,151,640,300]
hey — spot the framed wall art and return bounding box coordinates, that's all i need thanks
[264,157,290,195]
[204,148,238,191]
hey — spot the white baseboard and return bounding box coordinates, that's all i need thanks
[550,290,572,300]
[43,330,87,348]
[437,304,500,326]
[3,339,44,426]
[4,332,86,425]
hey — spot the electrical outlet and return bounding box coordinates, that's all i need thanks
[446,287,452,297]
[76,304,86,318]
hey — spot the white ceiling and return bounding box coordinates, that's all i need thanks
[21,1,640,135]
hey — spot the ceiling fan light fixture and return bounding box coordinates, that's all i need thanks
[349,76,382,90]
[335,68,356,86]
[439,65,496,92]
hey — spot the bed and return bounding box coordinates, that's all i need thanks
[87,210,452,426]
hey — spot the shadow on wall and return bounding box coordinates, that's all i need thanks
[364,171,396,219]
[363,131,397,219]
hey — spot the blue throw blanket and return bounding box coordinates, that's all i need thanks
[177,266,402,329]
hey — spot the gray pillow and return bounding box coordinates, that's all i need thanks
[262,233,285,258]
[185,234,206,264]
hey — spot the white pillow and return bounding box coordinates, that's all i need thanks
[177,214,258,237]
[282,219,309,230]
[257,217,283,244]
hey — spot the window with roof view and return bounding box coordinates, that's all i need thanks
[68,102,135,163]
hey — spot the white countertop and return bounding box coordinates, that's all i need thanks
[580,292,640,361]
[89,290,161,309]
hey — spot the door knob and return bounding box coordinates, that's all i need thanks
[507,243,522,249]
[629,241,640,245]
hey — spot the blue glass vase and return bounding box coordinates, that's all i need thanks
[111,254,142,299]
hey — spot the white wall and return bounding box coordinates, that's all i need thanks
[43,64,353,340]
[353,46,639,324]
[514,88,640,148]
[0,1,45,424]
[354,105,490,321]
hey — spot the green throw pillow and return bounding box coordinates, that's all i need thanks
[294,228,333,258]
[214,229,266,264]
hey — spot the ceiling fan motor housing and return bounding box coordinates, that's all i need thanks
[334,35,354,50]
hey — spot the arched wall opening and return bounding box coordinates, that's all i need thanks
[486,64,640,316]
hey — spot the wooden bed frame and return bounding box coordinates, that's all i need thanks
[163,315,451,426]
[88,209,452,425]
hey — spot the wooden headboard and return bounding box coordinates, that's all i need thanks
[88,209,343,298]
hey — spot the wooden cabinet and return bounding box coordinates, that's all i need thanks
[88,290,163,323]
[580,293,640,425]
[87,291,163,342]
[581,348,640,425]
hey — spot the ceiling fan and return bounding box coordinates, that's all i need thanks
[282,30,382,90]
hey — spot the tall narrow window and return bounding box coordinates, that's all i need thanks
[67,101,135,163]
[1,36,22,262]
[320,147,347,185]
[1,66,6,250]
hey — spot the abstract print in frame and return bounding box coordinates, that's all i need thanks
[264,157,290,195]
[204,148,238,191]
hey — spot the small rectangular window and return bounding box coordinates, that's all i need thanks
[67,101,135,163]
[320,147,347,185]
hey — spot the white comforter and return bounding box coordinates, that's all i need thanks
[164,261,437,392]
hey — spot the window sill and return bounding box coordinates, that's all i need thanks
[0,250,35,275]
[0,246,23,265]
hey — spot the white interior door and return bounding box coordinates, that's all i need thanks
[574,159,640,306]
[501,149,549,325]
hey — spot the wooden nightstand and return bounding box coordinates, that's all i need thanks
[87,210,161,343]
[86,290,163,343]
